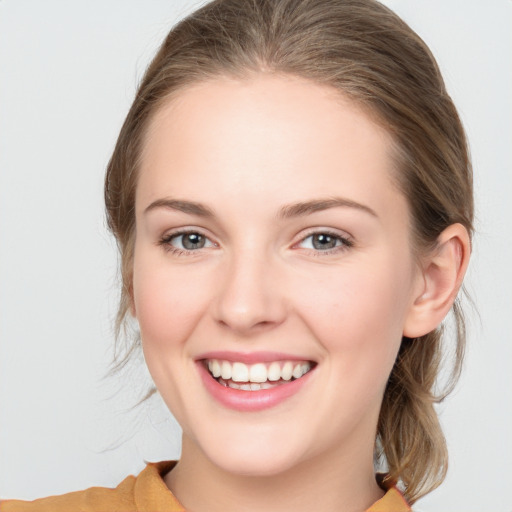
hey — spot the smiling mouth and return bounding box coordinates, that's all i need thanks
[204,359,315,391]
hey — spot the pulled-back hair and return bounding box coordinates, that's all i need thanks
[105,0,473,503]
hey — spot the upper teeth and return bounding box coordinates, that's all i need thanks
[207,360,312,383]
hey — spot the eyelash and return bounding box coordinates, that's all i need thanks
[158,230,214,257]
[158,229,354,257]
[295,229,354,256]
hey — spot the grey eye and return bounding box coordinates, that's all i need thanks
[297,232,351,253]
[180,232,206,250]
[311,233,338,250]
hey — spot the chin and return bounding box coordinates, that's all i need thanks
[192,425,310,478]
[209,449,305,478]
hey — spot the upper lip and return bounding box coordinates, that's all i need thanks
[196,351,316,364]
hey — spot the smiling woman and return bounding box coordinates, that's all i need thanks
[2,0,503,511]
[132,76,440,501]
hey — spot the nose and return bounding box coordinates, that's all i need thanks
[212,251,287,335]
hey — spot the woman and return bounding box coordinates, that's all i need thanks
[1,0,473,510]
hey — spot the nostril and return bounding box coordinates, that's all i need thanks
[211,261,288,333]
[215,318,284,337]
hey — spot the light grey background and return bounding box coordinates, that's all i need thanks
[0,1,510,510]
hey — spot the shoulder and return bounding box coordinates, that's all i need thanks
[0,461,184,512]
[1,475,136,512]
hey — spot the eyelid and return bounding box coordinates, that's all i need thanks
[157,226,354,256]
[292,227,354,253]
[158,227,218,255]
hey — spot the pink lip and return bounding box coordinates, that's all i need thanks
[196,351,310,364]
[196,360,315,412]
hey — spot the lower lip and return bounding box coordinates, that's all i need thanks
[197,363,314,412]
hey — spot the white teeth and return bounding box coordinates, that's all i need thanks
[292,363,303,379]
[281,361,293,381]
[207,359,312,385]
[231,362,249,382]
[209,360,221,378]
[249,363,267,383]
[267,362,281,381]
[226,381,271,391]
[221,361,232,380]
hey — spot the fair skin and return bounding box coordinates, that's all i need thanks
[131,75,469,512]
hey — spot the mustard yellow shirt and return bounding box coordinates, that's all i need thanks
[1,461,411,512]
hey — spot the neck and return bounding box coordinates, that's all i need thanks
[165,435,384,512]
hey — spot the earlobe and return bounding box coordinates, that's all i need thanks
[403,223,471,338]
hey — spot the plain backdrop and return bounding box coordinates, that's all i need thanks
[0,1,511,510]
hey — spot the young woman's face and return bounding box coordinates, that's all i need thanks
[133,75,424,476]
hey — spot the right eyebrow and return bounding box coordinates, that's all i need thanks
[143,198,215,217]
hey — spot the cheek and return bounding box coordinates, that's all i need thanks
[295,259,413,366]
[132,258,211,356]
[132,258,215,421]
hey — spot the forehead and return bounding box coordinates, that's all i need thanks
[137,74,405,222]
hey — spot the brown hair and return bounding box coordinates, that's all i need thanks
[105,0,473,503]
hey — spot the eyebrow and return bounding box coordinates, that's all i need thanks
[144,196,377,219]
[277,197,378,219]
[144,198,214,217]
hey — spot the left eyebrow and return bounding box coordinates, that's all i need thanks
[277,197,378,219]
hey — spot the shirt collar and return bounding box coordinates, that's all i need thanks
[134,461,411,512]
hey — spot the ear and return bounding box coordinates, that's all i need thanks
[403,223,471,338]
